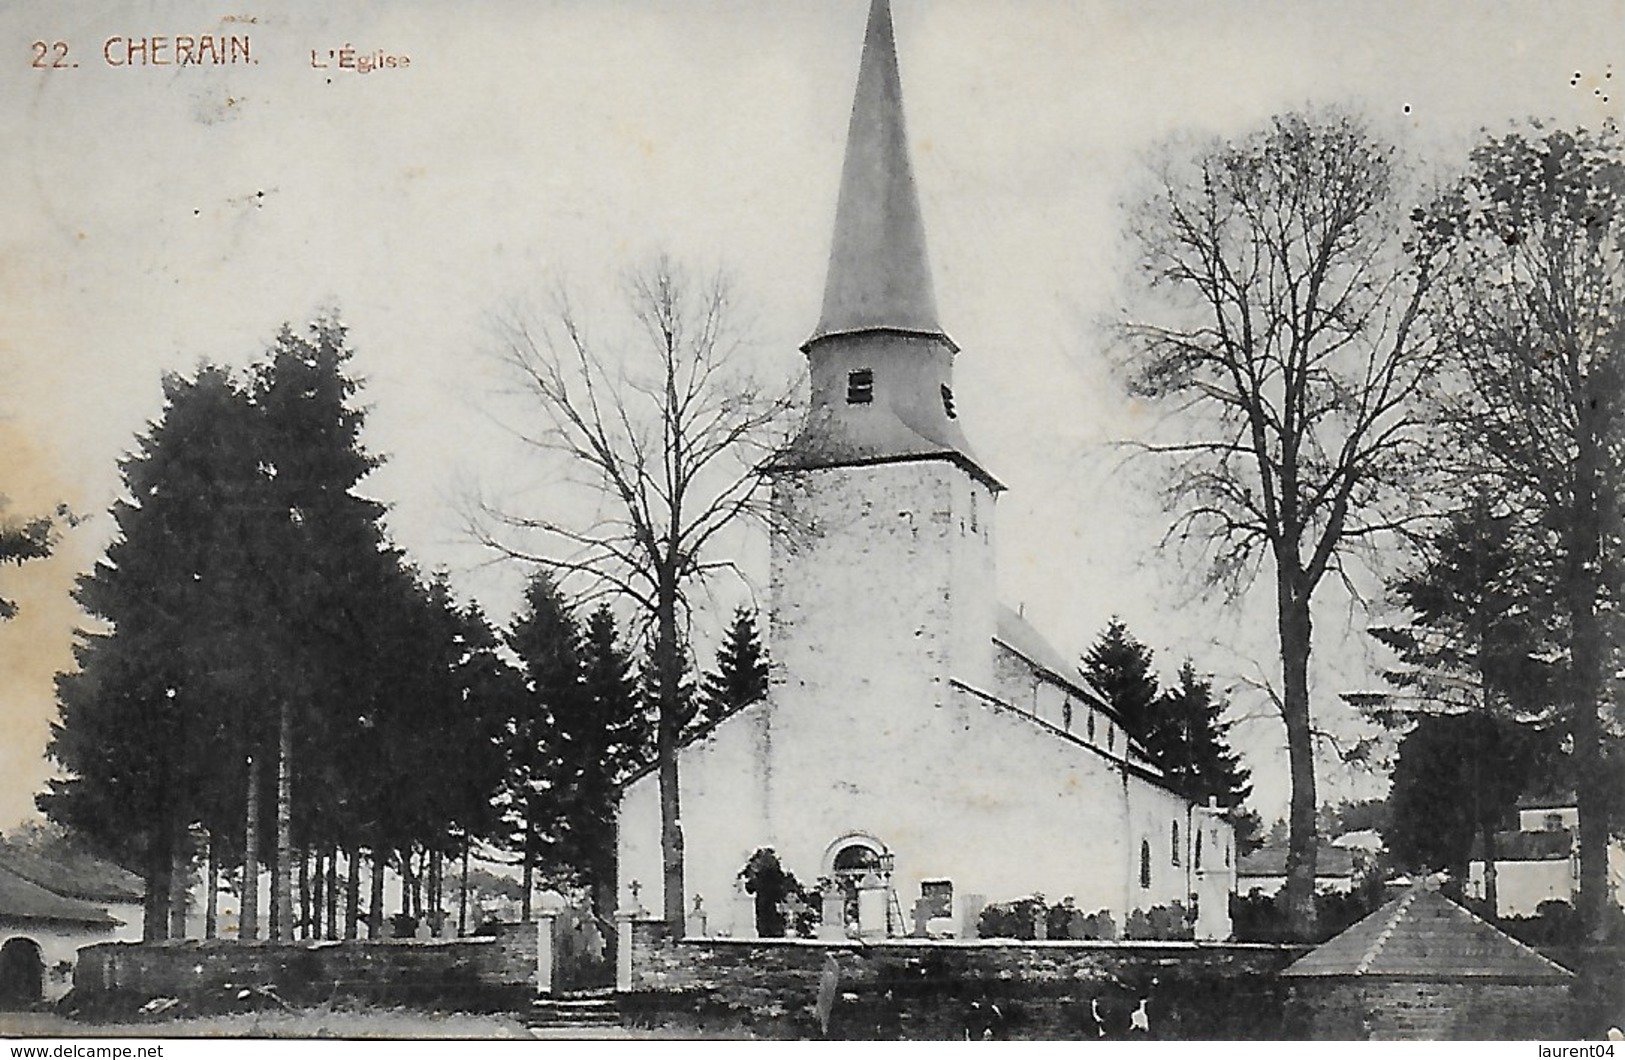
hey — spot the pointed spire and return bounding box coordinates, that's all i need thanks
[807,0,948,348]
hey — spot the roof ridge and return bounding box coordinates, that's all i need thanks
[1355,888,1415,975]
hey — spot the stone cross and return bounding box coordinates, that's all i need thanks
[910,898,932,938]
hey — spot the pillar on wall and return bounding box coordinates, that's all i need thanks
[960,893,986,939]
[614,911,636,992]
[535,912,556,995]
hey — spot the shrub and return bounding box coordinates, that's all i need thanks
[975,896,1047,940]
[976,897,1120,940]
[1229,887,1385,942]
[1123,903,1193,941]
[738,848,820,938]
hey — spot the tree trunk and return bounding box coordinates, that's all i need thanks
[168,818,189,940]
[299,849,312,940]
[344,846,360,940]
[204,832,218,940]
[1276,573,1319,941]
[656,574,685,932]
[1569,395,1611,943]
[367,843,385,939]
[142,823,173,942]
[1482,819,1500,916]
[272,699,294,941]
[458,846,469,937]
[241,754,260,941]
[522,836,534,923]
[428,848,443,936]
[326,846,339,940]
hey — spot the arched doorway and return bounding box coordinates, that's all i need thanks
[0,937,44,1009]
[822,834,893,936]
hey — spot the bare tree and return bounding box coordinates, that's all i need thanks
[1118,112,1440,937]
[482,258,799,931]
[1419,125,1623,940]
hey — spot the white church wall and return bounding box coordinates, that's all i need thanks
[617,703,776,935]
[620,680,1235,940]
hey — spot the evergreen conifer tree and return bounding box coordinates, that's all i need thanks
[505,571,579,917]
[1081,618,1161,748]
[556,606,647,932]
[1150,662,1253,808]
[43,366,268,938]
[698,607,770,727]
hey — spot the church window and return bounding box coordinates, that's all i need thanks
[1196,831,1204,870]
[940,384,956,418]
[1108,725,1115,752]
[1087,711,1096,741]
[1062,699,1072,731]
[1139,840,1152,889]
[1171,821,1180,865]
[847,369,874,404]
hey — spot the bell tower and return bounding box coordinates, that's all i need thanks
[780,0,995,486]
[769,0,1000,715]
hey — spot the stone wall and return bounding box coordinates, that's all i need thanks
[73,923,541,1010]
[1285,978,1574,1040]
[622,918,1305,1039]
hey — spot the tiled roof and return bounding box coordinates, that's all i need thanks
[993,605,1109,708]
[0,862,116,926]
[1238,844,1355,878]
[0,842,144,903]
[1469,829,1573,862]
[1283,886,1573,981]
[1514,792,1575,810]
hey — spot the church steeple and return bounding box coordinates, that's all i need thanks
[782,0,998,489]
[808,0,947,348]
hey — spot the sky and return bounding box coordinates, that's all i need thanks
[1,0,1620,832]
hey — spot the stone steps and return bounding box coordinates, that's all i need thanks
[528,994,622,1032]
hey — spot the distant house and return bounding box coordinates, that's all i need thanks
[1237,845,1356,897]
[0,842,143,1005]
[1466,796,1625,918]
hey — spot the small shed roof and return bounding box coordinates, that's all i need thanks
[0,862,116,926]
[1283,885,1572,981]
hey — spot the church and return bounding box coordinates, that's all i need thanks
[616,0,1236,942]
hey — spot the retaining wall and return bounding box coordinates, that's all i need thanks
[73,922,542,1010]
[619,917,1305,1039]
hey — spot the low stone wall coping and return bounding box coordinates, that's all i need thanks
[678,936,1299,951]
[89,937,498,949]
